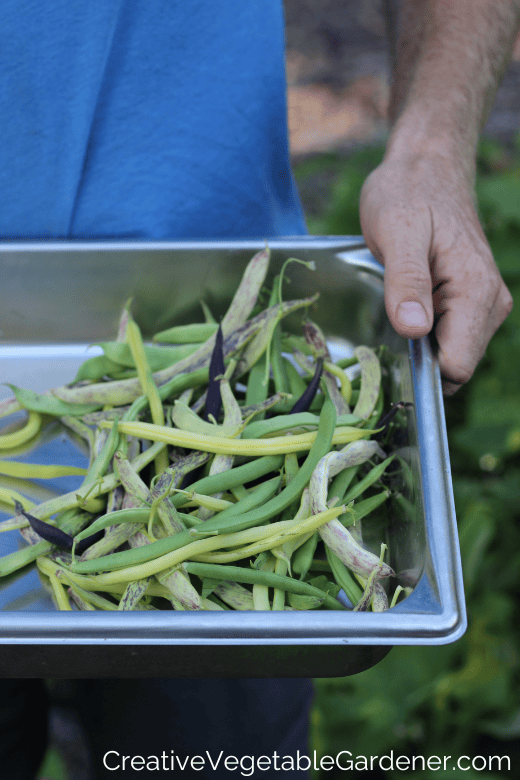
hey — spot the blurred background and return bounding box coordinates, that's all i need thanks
[286,2,520,780]
[38,1,520,777]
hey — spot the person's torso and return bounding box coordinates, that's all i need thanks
[1,0,306,239]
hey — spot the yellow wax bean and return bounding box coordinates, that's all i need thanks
[173,490,234,512]
[101,420,374,456]
[37,556,170,599]
[0,412,42,450]
[324,361,352,405]
[0,486,35,513]
[126,318,169,476]
[191,505,347,564]
[253,556,275,611]
[72,505,345,586]
[49,572,72,611]
[0,460,88,479]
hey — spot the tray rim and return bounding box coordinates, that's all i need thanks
[0,238,467,647]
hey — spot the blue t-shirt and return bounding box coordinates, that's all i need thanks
[1,1,306,239]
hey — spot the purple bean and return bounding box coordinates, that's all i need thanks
[14,501,74,550]
[204,323,225,422]
[290,358,324,413]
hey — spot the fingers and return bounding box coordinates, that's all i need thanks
[363,204,435,340]
[359,160,513,397]
[434,272,512,395]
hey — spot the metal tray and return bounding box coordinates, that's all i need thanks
[0,238,466,678]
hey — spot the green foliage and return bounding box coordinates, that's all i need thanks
[37,746,68,780]
[295,137,520,777]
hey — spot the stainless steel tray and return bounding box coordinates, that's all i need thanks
[0,238,466,678]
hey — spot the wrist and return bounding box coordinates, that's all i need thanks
[384,103,478,189]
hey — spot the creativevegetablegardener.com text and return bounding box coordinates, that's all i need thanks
[102,749,511,774]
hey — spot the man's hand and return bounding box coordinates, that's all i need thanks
[360,149,512,395]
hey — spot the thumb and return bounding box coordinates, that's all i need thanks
[380,230,434,340]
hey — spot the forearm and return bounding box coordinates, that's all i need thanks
[387,0,520,179]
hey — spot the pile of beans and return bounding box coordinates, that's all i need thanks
[0,250,408,612]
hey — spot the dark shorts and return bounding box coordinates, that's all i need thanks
[0,678,314,779]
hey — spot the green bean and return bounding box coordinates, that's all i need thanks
[350,489,390,525]
[292,532,319,580]
[371,581,389,612]
[53,295,316,407]
[122,367,210,423]
[107,415,368,456]
[81,417,121,490]
[284,358,307,399]
[244,354,268,417]
[103,341,200,369]
[279,451,301,526]
[327,464,361,505]
[153,322,218,344]
[203,396,336,529]
[230,484,248,501]
[74,354,123,383]
[172,473,282,527]
[343,455,396,503]
[308,559,333,573]
[167,455,283,508]
[305,574,342,601]
[60,415,96,452]
[308,391,325,413]
[127,530,202,610]
[74,507,151,543]
[6,385,100,417]
[184,562,345,610]
[326,547,364,605]
[197,378,242,521]
[335,356,358,370]
[280,334,313,357]
[69,475,281,575]
[243,412,360,440]
[324,361,352,406]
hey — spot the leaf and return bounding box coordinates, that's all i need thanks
[467,395,520,429]
[450,423,512,460]
[477,172,520,225]
[457,500,495,595]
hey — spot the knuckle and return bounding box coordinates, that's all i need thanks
[386,258,431,295]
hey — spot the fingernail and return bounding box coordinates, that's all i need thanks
[397,301,429,329]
